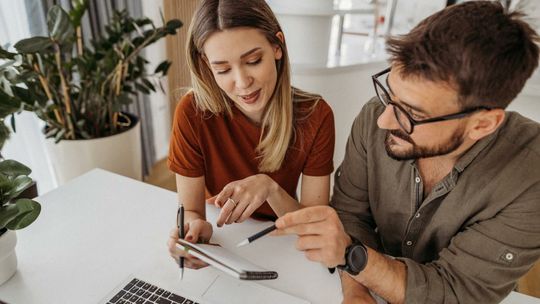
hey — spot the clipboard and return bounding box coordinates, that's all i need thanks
[177,239,278,280]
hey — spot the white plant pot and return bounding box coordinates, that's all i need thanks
[45,114,142,185]
[267,0,335,66]
[0,230,17,286]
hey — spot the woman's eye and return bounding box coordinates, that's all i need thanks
[247,58,262,65]
[216,69,230,75]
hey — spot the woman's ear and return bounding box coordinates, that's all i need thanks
[273,31,285,60]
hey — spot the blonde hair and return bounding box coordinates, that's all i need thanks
[186,0,320,172]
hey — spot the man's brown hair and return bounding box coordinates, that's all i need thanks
[386,1,539,109]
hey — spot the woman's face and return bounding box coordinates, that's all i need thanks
[203,27,283,124]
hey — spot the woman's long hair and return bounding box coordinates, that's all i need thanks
[186,0,320,172]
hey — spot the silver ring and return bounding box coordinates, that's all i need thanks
[226,198,237,207]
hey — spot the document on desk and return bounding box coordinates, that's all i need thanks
[177,239,278,280]
[202,274,310,304]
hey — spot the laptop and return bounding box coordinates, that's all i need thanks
[100,275,310,304]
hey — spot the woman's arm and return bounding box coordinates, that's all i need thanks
[175,174,207,221]
[213,173,330,226]
[269,174,330,216]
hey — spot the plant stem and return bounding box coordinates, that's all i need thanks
[53,44,75,139]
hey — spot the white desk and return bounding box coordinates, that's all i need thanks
[0,169,537,304]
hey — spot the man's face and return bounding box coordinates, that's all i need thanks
[376,68,468,161]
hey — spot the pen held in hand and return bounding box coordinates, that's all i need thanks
[236,224,276,247]
[177,205,185,280]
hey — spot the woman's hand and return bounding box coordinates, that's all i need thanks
[167,219,213,269]
[210,174,277,227]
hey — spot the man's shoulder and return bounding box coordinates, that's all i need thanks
[498,112,540,160]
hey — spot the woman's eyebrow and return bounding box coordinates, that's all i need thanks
[210,47,262,65]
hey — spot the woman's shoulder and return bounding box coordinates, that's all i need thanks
[293,91,334,123]
[175,91,198,116]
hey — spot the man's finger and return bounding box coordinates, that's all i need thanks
[304,248,323,263]
[275,205,332,229]
[295,235,325,251]
[273,221,328,236]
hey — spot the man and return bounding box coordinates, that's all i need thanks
[274,2,540,303]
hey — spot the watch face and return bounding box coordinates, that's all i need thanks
[349,245,367,272]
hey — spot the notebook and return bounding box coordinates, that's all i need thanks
[177,239,278,280]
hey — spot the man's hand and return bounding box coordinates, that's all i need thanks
[274,205,352,267]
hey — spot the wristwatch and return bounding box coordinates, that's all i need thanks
[337,239,368,276]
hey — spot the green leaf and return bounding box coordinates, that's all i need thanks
[154,61,171,75]
[48,6,75,43]
[14,36,52,53]
[0,46,16,59]
[69,0,88,27]
[166,19,183,31]
[0,124,10,150]
[3,199,41,230]
[54,128,66,143]
[141,78,155,92]
[0,90,21,117]
[5,176,33,200]
[0,159,31,177]
[134,82,150,95]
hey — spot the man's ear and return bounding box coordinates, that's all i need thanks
[273,31,285,60]
[467,109,505,140]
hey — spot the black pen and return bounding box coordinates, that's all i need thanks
[236,224,276,247]
[177,205,184,280]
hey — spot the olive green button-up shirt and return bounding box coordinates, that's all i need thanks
[331,98,540,304]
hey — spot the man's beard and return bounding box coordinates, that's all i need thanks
[384,126,465,161]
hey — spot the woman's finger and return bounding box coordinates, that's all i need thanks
[214,184,234,208]
[216,197,238,227]
[237,199,263,223]
[226,199,249,225]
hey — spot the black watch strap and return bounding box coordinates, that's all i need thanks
[337,239,368,276]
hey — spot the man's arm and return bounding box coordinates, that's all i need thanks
[276,181,540,304]
[275,206,407,303]
[340,271,377,304]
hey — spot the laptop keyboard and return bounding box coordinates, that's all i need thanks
[106,278,199,304]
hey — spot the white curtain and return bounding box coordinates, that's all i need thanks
[0,0,58,193]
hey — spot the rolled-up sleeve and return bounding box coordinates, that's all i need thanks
[397,182,540,304]
[331,102,381,250]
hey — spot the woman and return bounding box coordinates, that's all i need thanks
[167,0,335,269]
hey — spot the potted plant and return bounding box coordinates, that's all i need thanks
[0,1,182,184]
[0,159,40,285]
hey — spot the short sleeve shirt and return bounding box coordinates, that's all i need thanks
[168,93,335,219]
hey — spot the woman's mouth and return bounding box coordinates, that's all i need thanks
[239,89,261,104]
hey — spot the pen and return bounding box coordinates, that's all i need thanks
[236,224,276,247]
[177,205,184,280]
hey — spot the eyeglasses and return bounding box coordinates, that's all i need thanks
[371,67,492,134]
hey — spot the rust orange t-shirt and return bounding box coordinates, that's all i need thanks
[168,93,335,219]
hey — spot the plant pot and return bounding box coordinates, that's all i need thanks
[44,113,142,185]
[0,230,17,286]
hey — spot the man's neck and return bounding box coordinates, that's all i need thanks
[416,138,477,196]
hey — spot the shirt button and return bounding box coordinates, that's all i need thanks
[415,177,421,183]
[415,213,421,218]
[505,253,514,261]
[406,241,413,246]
